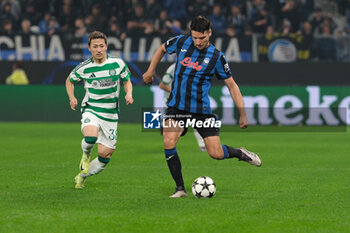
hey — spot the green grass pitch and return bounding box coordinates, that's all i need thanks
[0,122,349,233]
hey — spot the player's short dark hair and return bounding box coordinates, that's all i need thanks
[190,16,211,33]
[88,31,107,46]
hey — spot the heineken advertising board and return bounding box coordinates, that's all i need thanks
[150,86,349,126]
[0,85,349,126]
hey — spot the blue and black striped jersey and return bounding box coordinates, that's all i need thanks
[165,34,232,114]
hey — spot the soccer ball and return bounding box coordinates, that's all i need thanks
[191,176,216,198]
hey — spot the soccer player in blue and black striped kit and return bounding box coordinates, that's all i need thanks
[143,16,262,198]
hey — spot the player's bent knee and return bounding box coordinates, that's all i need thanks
[207,148,224,160]
[98,148,114,158]
[163,135,177,148]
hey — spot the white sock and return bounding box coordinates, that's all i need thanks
[81,137,96,157]
[193,129,205,148]
[82,156,110,177]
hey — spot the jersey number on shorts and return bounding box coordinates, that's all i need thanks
[109,129,116,140]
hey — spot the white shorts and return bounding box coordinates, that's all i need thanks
[81,112,118,149]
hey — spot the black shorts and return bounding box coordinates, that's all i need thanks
[163,107,220,138]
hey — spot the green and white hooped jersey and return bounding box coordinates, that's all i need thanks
[161,63,176,101]
[69,55,130,122]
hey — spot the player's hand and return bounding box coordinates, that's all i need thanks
[239,116,249,129]
[125,94,134,105]
[142,71,154,84]
[69,97,78,111]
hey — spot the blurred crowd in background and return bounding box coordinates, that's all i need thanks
[1,0,350,38]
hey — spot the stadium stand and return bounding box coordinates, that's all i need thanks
[1,0,350,62]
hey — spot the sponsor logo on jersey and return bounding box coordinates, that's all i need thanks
[91,78,116,88]
[99,78,116,87]
[109,69,116,76]
[179,57,203,71]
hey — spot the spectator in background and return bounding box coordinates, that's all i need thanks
[127,4,154,35]
[146,0,162,23]
[38,12,52,34]
[20,19,35,34]
[209,4,227,35]
[154,9,183,36]
[318,15,337,35]
[265,0,281,23]
[279,0,301,32]
[73,17,87,36]
[249,7,271,33]
[298,21,314,59]
[84,15,94,33]
[58,2,76,32]
[299,21,314,43]
[187,0,210,21]
[108,17,127,41]
[22,2,41,26]
[154,9,172,35]
[79,0,94,17]
[225,24,236,37]
[249,0,265,18]
[90,3,108,32]
[309,7,325,34]
[1,19,15,35]
[165,0,188,27]
[265,25,275,36]
[314,24,337,61]
[300,0,314,21]
[244,25,254,36]
[281,19,292,35]
[165,19,183,35]
[227,5,247,36]
[0,0,21,23]
[6,61,29,85]
[216,0,247,18]
[47,16,60,36]
[0,2,17,29]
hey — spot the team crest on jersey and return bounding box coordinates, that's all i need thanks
[204,58,210,65]
[224,63,230,73]
[92,80,99,87]
[109,69,116,76]
[84,118,91,123]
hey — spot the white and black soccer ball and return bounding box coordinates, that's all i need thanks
[192,176,216,198]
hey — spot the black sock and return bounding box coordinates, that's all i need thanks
[164,148,184,189]
[222,145,242,159]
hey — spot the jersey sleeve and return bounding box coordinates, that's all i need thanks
[165,35,184,54]
[214,53,232,80]
[161,63,175,85]
[120,61,131,82]
[69,67,83,83]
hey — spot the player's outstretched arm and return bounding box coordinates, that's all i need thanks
[65,77,78,111]
[123,79,134,105]
[143,43,167,84]
[159,82,171,93]
[224,77,248,129]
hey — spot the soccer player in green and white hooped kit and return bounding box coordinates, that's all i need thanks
[65,31,133,189]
